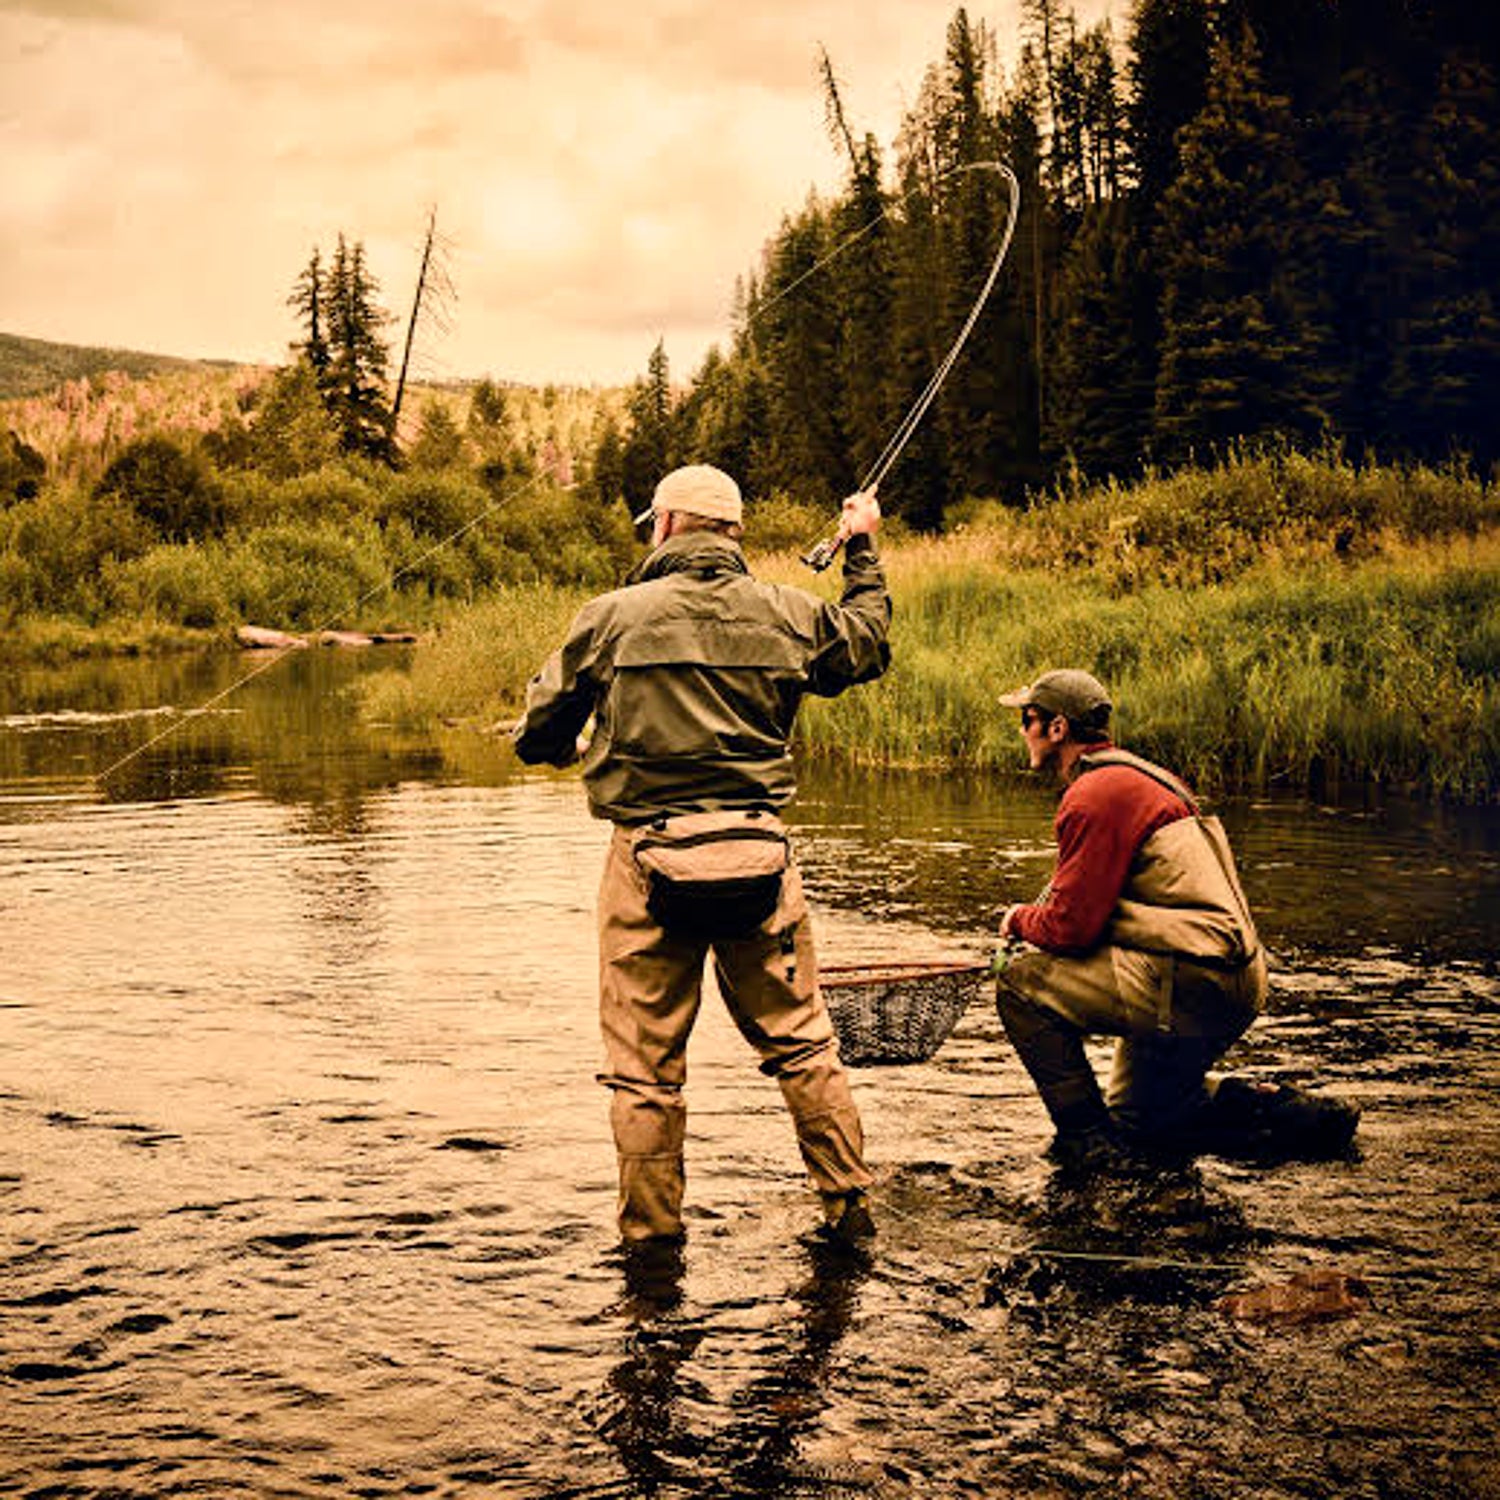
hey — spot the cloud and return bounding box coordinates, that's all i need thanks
[0,0,1119,383]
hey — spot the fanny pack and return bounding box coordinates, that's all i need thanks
[631,809,790,940]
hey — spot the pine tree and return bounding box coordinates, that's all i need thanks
[887,73,958,526]
[619,339,674,509]
[1152,30,1333,461]
[1046,197,1154,477]
[934,10,1011,491]
[248,358,339,480]
[1079,22,1124,205]
[407,400,468,471]
[1120,0,1215,461]
[1128,0,1211,211]
[675,345,758,484]
[1022,0,1068,203]
[288,247,330,388]
[753,199,848,502]
[898,9,1037,503]
[1387,54,1500,466]
[324,235,395,463]
[467,377,507,435]
[590,417,627,508]
[1006,45,1053,469]
[820,49,899,492]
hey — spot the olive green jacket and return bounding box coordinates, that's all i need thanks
[512,531,891,824]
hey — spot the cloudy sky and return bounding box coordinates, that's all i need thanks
[3,0,1114,386]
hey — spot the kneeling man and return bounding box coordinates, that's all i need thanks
[994,669,1271,1168]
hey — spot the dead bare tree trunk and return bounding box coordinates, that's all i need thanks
[390,206,455,441]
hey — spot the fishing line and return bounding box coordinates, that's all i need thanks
[93,467,554,787]
[878,1195,1401,1280]
[93,158,1018,784]
[799,159,1021,570]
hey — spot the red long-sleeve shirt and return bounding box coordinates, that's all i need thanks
[1010,749,1193,955]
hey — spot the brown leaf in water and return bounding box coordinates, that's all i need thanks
[1218,1268,1370,1326]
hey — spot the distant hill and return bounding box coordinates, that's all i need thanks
[0,331,239,401]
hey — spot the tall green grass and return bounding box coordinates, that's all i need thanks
[788,531,1499,799]
[354,586,583,732]
[358,525,1498,800]
[379,447,1498,800]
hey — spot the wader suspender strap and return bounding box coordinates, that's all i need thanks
[1076,749,1200,813]
[1076,749,1261,973]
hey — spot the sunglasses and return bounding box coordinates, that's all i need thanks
[1020,707,1054,731]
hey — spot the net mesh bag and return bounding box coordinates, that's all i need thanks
[820,960,987,1067]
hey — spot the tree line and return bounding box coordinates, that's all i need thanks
[600,0,1499,527]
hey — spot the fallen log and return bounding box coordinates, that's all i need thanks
[315,629,420,647]
[237,625,419,649]
[236,625,308,650]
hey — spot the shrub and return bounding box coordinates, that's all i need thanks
[274,465,382,527]
[0,483,154,616]
[225,518,390,629]
[377,470,489,540]
[103,543,232,628]
[94,433,227,542]
[743,490,834,556]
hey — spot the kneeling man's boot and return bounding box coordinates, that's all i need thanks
[1203,1077,1360,1159]
[1045,1121,1139,1175]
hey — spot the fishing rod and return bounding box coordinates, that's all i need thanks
[797,159,1021,571]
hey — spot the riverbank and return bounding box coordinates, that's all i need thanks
[0,616,221,663]
[356,450,1500,801]
[5,446,1497,798]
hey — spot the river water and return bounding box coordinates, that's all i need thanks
[2,650,1498,1499]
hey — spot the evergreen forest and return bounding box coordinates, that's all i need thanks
[601,0,1500,523]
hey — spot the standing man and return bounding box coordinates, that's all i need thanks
[513,464,890,1247]
[992,668,1273,1169]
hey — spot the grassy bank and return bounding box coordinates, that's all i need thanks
[356,449,1500,801]
[790,528,1499,799]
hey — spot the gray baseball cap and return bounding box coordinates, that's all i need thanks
[998,668,1112,722]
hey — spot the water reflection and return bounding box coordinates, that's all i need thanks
[597,1242,703,1493]
[5,647,1497,962]
[595,1238,873,1499]
[0,649,496,811]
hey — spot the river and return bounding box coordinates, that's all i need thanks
[2,650,1498,1498]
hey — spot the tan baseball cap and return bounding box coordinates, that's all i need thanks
[632,464,743,527]
[998,668,1112,723]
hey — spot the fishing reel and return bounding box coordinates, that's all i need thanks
[799,532,846,572]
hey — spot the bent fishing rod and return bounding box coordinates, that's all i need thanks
[795,159,1021,571]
